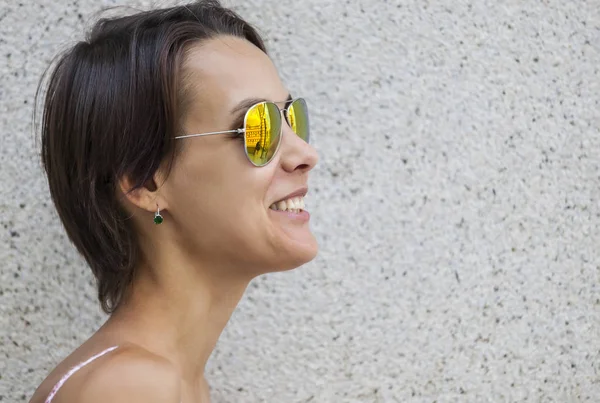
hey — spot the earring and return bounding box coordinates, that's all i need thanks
[154,205,164,225]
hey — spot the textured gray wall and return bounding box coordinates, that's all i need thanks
[1,0,599,402]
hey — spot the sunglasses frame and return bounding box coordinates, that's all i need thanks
[174,97,308,167]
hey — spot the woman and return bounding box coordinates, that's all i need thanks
[29,1,318,402]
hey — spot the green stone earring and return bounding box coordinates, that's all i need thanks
[154,205,164,225]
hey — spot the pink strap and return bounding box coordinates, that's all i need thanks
[45,346,119,403]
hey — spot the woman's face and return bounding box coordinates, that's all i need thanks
[159,36,319,275]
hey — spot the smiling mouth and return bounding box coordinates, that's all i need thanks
[269,196,305,213]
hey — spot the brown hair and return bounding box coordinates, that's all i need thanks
[37,1,267,313]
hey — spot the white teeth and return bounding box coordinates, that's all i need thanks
[270,196,306,212]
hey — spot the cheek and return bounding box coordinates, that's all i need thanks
[166,147,277,258]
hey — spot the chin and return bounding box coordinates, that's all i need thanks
[272,235,319,272]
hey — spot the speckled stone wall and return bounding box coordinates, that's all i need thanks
[1,0,599,402]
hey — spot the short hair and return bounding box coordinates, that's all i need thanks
[37,1,267,313]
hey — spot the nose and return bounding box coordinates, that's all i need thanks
[278,124,318,173]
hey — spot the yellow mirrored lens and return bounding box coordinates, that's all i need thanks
[287,98,309,143]
[245,102,281,166]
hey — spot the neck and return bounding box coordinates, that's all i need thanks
[103,257,251,385]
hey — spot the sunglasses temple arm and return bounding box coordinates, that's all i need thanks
[174,128,245,140]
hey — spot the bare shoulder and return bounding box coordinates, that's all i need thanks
[54,345,181,403]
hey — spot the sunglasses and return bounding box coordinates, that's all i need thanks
[174,97,310,166]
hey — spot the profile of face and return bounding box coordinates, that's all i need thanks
[145,36,319,278]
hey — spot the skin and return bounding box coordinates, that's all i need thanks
[30,35,318,403]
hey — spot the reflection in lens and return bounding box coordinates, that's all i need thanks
[287,98,309,143]
[245,102,281,166]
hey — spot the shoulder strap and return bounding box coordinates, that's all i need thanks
[45,346,119,403]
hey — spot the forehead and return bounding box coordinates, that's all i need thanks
[182,36,287,117]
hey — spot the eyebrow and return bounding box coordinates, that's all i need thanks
[230,93,293,116]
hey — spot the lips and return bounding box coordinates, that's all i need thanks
[271,187,308,205]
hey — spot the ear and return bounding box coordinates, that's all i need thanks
[118,172,169,214]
